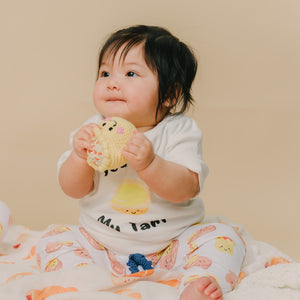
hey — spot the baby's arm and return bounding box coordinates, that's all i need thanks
[58,124,97,199]
[122,132,199,203]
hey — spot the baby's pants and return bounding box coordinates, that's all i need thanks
[36,223,246,297]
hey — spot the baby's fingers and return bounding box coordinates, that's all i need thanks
[73,123,98,159]
[78,123,98,139]
[73,140,93,159]
[122,143,140,156]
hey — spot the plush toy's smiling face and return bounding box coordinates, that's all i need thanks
[99,118,126,136]
[100,118,118,132]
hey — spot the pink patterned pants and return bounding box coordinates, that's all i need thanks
[36,222,246,296]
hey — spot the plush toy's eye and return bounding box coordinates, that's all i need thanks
[102,122,106,127]
[108,121,117,131]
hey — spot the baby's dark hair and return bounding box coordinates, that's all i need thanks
[98,25,198,117]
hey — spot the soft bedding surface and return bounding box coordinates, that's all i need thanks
[0,216,298,300]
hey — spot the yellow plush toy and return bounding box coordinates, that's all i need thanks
[87,117,136,172]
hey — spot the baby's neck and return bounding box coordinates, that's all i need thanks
[137,126,155,133]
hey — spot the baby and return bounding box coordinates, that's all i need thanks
[36,25,246,300]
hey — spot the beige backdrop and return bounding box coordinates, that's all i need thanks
[0,0,299,261]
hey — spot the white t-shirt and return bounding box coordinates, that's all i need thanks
[58,113,209,255]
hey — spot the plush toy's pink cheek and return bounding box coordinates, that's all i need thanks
[116,127,124,134]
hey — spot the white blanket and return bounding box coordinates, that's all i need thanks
[0,217,298,300]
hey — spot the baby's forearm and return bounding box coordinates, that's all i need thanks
[137,155,199,203]
[58,151,95,199]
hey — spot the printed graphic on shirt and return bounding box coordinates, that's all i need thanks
[110,179,152,215]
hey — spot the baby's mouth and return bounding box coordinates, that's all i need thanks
[107,98,125,102]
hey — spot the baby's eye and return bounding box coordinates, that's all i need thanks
[126,71,137,77]
[100,71,110,77]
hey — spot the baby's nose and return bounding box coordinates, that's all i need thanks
[107,75,120,90]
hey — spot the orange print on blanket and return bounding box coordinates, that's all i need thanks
[26,286,78,300]
[111,269,154,286]
[265,256,291,268]
[157,278,181,287]
[5,272,33,284]
[75,262,90,268]
[23,246,36,260]
[238,271,246,282]
[115,289,142,299]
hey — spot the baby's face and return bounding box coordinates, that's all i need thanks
[93,43,165,132]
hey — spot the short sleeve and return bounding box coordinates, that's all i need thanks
[162,115,209,192]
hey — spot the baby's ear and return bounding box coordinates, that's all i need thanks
[163,98,176,108]
[163,85,182,109]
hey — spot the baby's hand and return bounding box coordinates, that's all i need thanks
[73,123,98,160]
[122,132,155,171]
